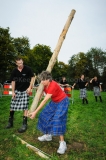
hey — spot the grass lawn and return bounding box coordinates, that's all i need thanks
[0,90,106,160]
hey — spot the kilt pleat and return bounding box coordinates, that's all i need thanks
[10,90,29,111]
[79,88,87,99]
[37,97,69,136]
[93,87,100,96]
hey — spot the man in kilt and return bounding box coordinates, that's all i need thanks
[6,57,34,133]
[72,74,88,104]
[90,76,102,102]
[28,71,69,154]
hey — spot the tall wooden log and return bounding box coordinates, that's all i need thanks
[29,9,76,112]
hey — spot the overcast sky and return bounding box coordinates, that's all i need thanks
[0,0,106,64]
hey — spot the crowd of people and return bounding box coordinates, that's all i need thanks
[59,74,103,105]
[72,75,103,104]
[5,57,103,155]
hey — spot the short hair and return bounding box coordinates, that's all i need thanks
[39,71,52,81]
[80,74,84,77]
[15,57,23,61]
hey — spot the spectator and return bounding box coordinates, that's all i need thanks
[6,57,34,133]
[90,76,102,102]
[72,74,88,104]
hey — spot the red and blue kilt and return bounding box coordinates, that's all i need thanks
[37,97,69,136]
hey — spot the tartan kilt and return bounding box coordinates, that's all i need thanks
[79,88,87,99]
[37,97,69,136]
[10,90,29,111]
[93,87,100,96]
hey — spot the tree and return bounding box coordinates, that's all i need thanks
[74,52,88,77]
[27,44,53,75]
[0,28,32,83]
[67,55,76,75]
[86,48,106,76]
[68,48,106,90]
[13,37,31,64]
[52,61,69,82]
[68,52,88,79]
[26,44,69,82]
[13,37,30,56]
[0,27,16,83]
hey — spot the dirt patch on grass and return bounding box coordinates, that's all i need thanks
[16,134,86,156]
[68,141,85,151]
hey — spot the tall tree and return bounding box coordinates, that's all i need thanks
[13,37,31,63]
[74,52,88,77]
[52,61,69,82]
[68,52,88,79]
[28,44,53,75]
[67,55,76,75]
[0,27,16,82]
[13,37,30,55]
[86,48,106,76]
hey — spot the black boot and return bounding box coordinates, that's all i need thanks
[95,96,97,102]
[82,98,85,104]
[18,116,27,133]
[6,117,13,129]
[99,96,102,102]
[85,99,88,104]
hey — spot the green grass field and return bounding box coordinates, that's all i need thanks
[0,90,106,160]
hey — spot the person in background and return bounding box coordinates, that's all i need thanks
[59,77,69,89]
[90,76,102,102]
[28,71,69,154]
[72,74,88,104]
[6,57,34,133]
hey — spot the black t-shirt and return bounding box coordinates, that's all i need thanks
[76,79,87,89]
[92,80,100,87]
[10,65,34,91]
[60,80,68,88]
